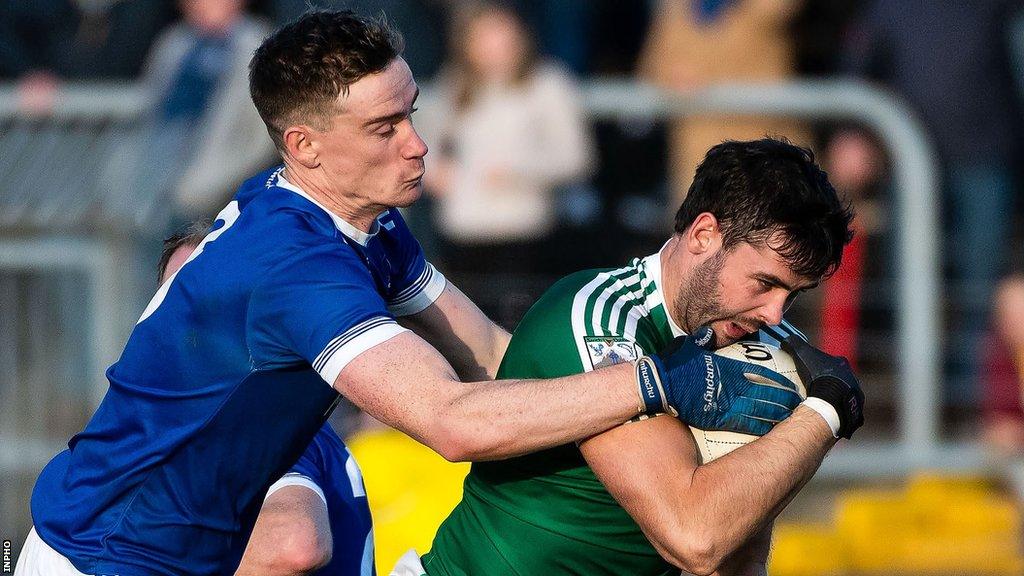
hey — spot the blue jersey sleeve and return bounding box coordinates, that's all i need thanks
[248,241,409,386]
[285,425,343,486]
[379,209,447,317]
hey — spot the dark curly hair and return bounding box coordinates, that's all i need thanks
[674,138,855,280]
[249,10,404,150]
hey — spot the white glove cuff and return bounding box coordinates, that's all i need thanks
[801,397,841,438]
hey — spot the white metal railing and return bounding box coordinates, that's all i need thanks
[0,79,966,480]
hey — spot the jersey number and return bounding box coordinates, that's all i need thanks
[137,202,241,324]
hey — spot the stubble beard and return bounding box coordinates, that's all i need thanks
[675,249,727,344]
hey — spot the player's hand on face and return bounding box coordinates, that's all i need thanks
[763,325,865,439]
[635,327,803,436]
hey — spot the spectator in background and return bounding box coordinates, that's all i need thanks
[833,0,1022,407]
[138,0,276,220]
[816,128,888,367]
[637,0,807,211]
[0,0,174,113]
[419,0,594,325]
[983,274,1024,456]
[982,273,1024,498]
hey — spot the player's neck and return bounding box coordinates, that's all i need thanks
[659,236,688,333]
[281,165,383,233]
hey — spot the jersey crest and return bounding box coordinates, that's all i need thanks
[583,337,639,369]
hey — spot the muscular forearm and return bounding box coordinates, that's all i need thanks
[340,332,640,463]
[670,407,834,571]
[434,362,640,461]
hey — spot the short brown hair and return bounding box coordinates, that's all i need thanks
[249,10,404,150]
[157,220,210,284]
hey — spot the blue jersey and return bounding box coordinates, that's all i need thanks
[269,425,375,576]
[30,166,445,575]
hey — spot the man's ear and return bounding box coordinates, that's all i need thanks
[282,125,319,169]
[685,212,722,255]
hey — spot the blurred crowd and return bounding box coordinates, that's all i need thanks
[6,0,1024,462]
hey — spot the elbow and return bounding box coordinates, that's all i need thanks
[429,418,502,463]
[276,528,332,574]
[432,437,475,463]
[652,528,727,576]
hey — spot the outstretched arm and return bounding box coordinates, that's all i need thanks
[579,408,834,576]
[335,330,638,462]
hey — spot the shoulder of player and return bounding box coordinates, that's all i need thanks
[498,269,623,363]
[237,219,367,295]
[238,191,353,257]
[511,266,651,344]
[564,265,650,337]
[296,425,349,470]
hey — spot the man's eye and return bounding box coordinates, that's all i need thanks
[756,279,773,292]
[377,125,396,137]
[784,289,807,311]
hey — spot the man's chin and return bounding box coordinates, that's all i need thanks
[393,182,423,207]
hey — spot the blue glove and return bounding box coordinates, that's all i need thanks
[762,324,865,439]
[635,327,803,436]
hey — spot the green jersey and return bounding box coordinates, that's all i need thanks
[422,251,687,576]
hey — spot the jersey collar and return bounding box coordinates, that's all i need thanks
[275,170,381,246]
[641,240,687,338]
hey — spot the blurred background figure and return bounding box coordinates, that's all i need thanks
[983,274,1024,457]
[418,0,594,326]
[637,0,807,210]
[982,273,1024,498]
[0,0,174,114]
[832,0,1023,411]
[137,0,276,221]
[816,128,888,369]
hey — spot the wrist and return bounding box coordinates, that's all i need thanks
[635,356,673,416]
[800,397,841,438]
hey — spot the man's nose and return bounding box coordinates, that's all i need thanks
[403,124,428,159]
[756,293,788,327]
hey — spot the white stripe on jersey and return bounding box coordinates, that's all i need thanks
[314,317,409,385]
[570,265,648,372]
[623,305,647,342]
[265,473,329,506]
[607,270,645,337]
[388,262,447,317]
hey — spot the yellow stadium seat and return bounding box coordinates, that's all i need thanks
[348,428,471,574]
[769,523,845,576]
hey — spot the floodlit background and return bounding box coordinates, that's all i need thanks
[2,0,1024,574]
